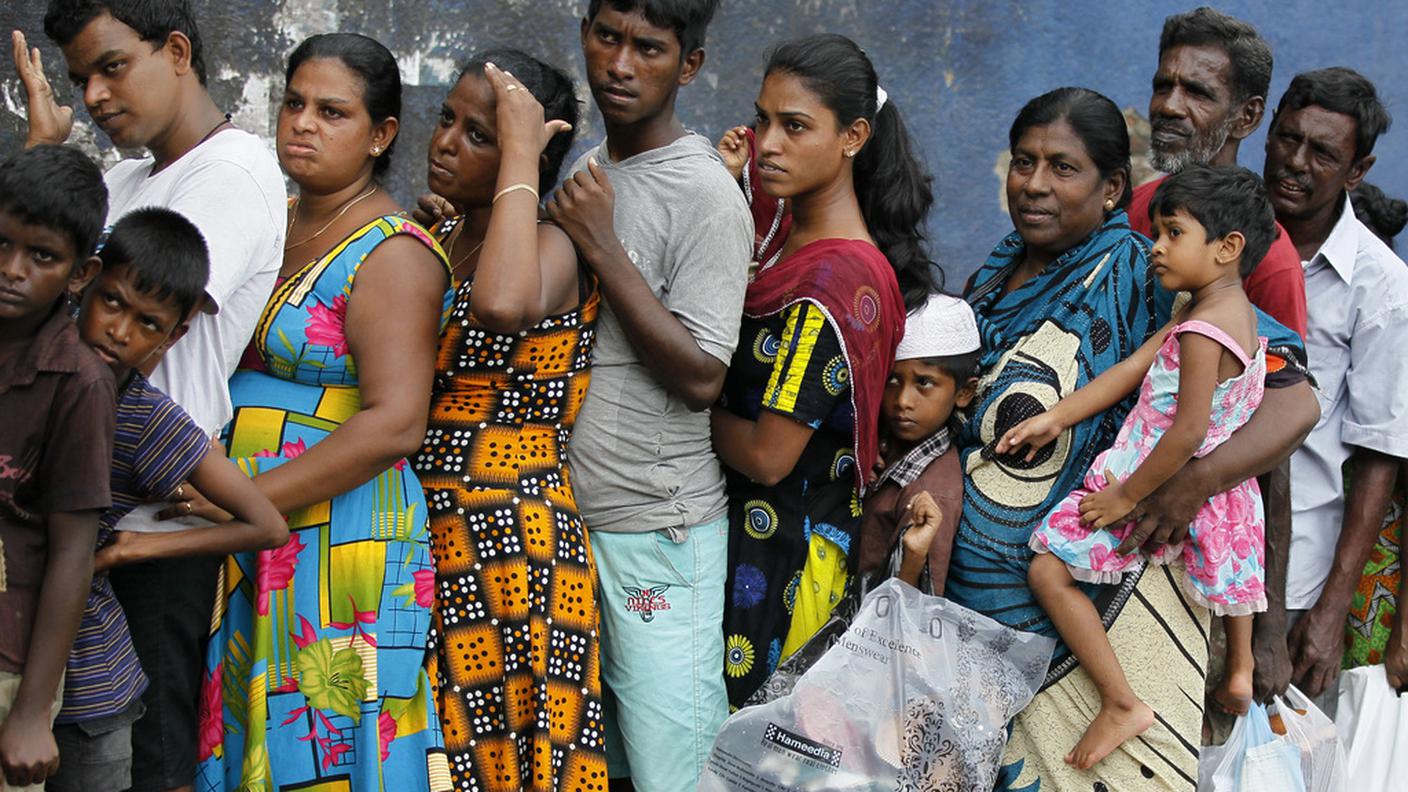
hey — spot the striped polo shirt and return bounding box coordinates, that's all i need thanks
[59,373,209,723]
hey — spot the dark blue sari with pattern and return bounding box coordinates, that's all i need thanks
[946,212,1170,642]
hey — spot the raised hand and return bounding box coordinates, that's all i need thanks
[483,61,571,161]
[11,30,74,147]
[901,490,944,559]
[717,125,749,181]
[997,411,1063,462]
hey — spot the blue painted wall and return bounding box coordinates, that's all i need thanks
[3,1,1406,284]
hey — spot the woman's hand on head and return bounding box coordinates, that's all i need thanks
[717,125,749,182]
[997,413,1062,461]
[484,62,571,160]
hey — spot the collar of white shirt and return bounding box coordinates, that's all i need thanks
[1307,192,1360,283]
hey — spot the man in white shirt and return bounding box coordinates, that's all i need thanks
[13,3,283,790]
[1262,67,1408,707]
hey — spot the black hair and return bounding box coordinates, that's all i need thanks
[1351,182,1408,249]
[921,350,982,385]
[1148,164,1275,278]
[0,144,108,260]
[457,50,580,195]
[585,0,718,56]
[286,33,402,177]
[1271,67,1391,162]
[1158,7,1272,103]
[44,0,206,84]
[1009,87,1133,210]
[99,207,209,319]
[766,34,939,311]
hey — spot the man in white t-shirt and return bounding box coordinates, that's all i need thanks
[13,3,283,790]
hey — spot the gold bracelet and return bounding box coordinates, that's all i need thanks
[493,183,539,203]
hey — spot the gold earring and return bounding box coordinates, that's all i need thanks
[1104,199,1115,211]
[844,150,856,158]
[371,146,382,156]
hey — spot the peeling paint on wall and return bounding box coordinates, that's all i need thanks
[2,0,1407,284]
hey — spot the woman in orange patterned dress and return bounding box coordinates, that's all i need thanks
[410,51,606,792]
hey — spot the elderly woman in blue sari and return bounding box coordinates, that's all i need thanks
[945,88,1319,791]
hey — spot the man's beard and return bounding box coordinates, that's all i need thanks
[1148,114,1238,174]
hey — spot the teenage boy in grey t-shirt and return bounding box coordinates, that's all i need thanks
[547,2,748,791]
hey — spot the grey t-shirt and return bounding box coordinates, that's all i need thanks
[566,133,751,533]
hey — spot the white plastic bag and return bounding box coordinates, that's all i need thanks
[698,578,1054,791]
[1198,703,1306,792]
[1334,664,1408,791]
[1198,711,1247,792]
[1271,685,1347,792]
[1237,703,1306,792]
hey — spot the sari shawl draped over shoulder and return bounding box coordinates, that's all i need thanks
[743,239,905,492]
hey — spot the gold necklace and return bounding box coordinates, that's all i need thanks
[446,218,487,277]
[285,185,379,250]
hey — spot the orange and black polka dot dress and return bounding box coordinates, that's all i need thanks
[413,218,606,792]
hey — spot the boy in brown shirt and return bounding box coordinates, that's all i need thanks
[859,294,980,594]
[0,145,114,790]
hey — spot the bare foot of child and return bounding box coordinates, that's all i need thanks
[1065,698,1155,770]
[1213,660,1254,715]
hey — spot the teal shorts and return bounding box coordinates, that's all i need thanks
[592,517,729,792]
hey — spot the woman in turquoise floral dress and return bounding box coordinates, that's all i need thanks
[133,35,455,790]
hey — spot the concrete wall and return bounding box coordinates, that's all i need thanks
[3,0,1406,285]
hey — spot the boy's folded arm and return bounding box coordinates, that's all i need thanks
[1,510,99,783]
[101,452,288,568]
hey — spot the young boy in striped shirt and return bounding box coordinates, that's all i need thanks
[53,208,284,792]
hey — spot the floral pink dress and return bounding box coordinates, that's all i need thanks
[1030,319,1269,616]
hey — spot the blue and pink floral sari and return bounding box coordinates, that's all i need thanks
[198,215,454,791]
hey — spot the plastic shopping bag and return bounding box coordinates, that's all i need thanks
[1270,685,1346,792]
[1198,710,1247,792]
[1334,664,1408,790]
[1237,703,1306,792]
[698,578,1055,792]
[1198,704,1306,792]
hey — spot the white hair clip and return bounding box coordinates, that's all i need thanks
[876,85,889,112]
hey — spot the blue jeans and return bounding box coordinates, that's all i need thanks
[592,517,728,792]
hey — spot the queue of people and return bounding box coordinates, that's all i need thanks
[1,2,1406,792]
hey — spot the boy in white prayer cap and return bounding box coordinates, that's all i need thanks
[857,293,981,593]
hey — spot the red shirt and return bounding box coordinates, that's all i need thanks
[1129,176,1309,339]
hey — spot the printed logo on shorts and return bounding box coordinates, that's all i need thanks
[623,585,671,622]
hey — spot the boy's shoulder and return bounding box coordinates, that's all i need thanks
[115,373,205,451]
[2,308,112,393]
[109,373,209,506]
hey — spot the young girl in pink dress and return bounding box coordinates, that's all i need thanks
[997,165,1278,770]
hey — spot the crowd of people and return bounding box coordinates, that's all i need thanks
[0,1,1405,791]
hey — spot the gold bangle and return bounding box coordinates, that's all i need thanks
[493,183,539,203]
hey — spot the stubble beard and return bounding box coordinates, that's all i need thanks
[1148,113,1239,174]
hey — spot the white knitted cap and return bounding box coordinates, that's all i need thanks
[895,293,980,361]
